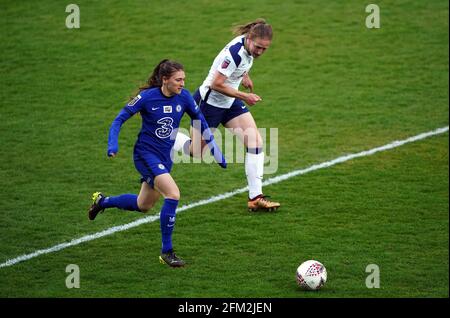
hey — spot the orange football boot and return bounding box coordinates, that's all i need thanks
[248,194,280,212]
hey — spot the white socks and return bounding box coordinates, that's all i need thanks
[245,151,264,199]
[173,132,191,156]
[175,132,264,200]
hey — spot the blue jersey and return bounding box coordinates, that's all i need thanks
[108,88,200,161]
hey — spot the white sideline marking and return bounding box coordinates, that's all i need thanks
[1,126,448,269]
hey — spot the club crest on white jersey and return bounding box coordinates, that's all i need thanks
[199,35,253,109]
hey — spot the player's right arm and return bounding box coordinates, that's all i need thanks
[210,71,261,106]
[107,94,144,157]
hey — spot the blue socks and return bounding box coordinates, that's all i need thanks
[160,198,179,253]
[99,195,179,254]
[100,194,140,212]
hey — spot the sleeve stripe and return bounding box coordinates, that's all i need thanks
[228,41,242,67]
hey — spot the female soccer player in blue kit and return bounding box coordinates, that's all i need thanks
[88,59,226,267]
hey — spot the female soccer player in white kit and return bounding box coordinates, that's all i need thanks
[175,19,280,212]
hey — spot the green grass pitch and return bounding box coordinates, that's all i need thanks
[0,0,448,298]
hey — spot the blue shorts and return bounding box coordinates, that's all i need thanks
[192,89,249,128]
[133,150,172,188]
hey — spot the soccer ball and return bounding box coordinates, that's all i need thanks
[296,260,327,290]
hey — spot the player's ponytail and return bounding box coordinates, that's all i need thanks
[232,18,272,40]
[130,59,184,100]
[148,59,170,88]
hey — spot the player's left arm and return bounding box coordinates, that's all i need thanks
[242,72,254,93]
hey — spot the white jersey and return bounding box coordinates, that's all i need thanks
[199,35,253,108]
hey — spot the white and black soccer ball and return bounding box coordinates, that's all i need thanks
[296,260,327,291]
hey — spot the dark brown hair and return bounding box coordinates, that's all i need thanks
[232,18,273,40]
[133,59,184,97]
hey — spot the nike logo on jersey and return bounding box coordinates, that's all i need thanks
[152,107,159,111]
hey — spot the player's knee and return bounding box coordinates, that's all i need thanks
[189,141,204,159]
[244,130,263,149]
[140,208,149,213]
[256,136,263,149]
[247,138,263,150]
[256,131,263,147]
[138,202,154,213]
[165,191,180,201]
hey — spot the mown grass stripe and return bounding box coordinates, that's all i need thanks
[1,126,447,269]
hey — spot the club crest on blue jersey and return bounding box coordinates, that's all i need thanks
[158,164,165,170]
[176,105,182,112]
[127,94,142,106]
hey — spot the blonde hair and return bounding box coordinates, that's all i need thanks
[232,18,273,40]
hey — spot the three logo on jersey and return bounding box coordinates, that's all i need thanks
[153,105,182,139]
